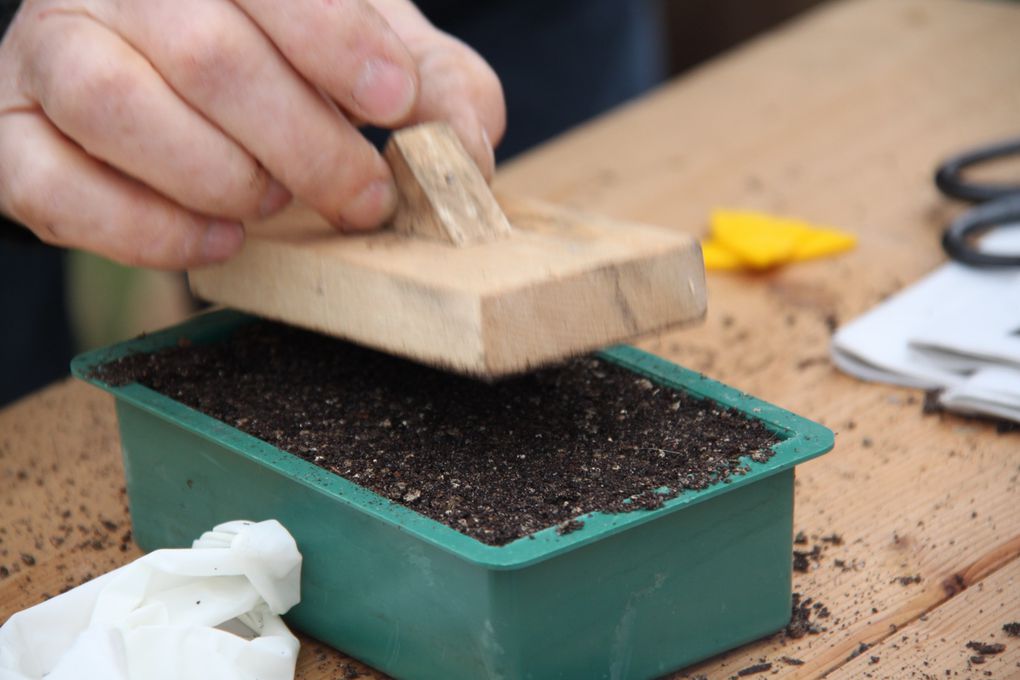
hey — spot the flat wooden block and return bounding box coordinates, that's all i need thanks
[188,197,706,377]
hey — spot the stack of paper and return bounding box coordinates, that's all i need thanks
[831,229,1020,423]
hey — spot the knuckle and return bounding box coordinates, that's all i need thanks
[419,39,505,140]
[77,60,136,102]
[167,18,251,98]
[2,154,58,234]
[47,57,140,133]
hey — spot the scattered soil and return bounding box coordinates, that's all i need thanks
[92,322,778,546]
[819,533,843,545]
[736,662,772,676]
[847,642,871,661]
[965,641,1005,655]
[310,646,373,679]
[556,519,585,536]
[793,544,823,573]
[923,389,943,415]
[922,389,1020,434]
[791,531,850,574]
[784,592,828,639]
[1003,622,1020,637]
[891,574,922,586]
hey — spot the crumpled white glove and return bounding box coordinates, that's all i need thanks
[0,520,302,680]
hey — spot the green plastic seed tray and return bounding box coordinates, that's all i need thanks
[72,309,833,680]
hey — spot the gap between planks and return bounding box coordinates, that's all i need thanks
[827,553,1020,679]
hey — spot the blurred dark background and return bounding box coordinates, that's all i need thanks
[664,0,825,75]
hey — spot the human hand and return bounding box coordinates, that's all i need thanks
[0,0,504,268]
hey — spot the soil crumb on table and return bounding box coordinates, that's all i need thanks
[965,641,1005,655]
[784,592,829,639]
[736,661,772,676]
[94,322,778,546]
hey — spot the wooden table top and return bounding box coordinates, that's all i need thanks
[3,0,1019,677]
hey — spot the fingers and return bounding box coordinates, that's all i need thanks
[101,0,396,229]
[24,14,279,220]
[0,111,243,270]
[361,0,506,179]
[236,0,504,180]
[407,35,505,180]
[233,0,502,180]
[233,0,419,127]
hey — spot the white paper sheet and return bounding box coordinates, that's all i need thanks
[831,228,1020,423]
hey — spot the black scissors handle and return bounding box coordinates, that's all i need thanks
[942,195,1020,267]
[935,136,1020,267]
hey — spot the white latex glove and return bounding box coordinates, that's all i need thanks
[0,519,302,680]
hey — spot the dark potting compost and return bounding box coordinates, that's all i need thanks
[94,322,778,546]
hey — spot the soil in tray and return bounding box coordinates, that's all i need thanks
[94,321,779,546]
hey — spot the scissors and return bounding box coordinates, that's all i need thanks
[935,135,1020,267]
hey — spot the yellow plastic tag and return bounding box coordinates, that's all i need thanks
[700,239,744,270]
[703,210,856,271]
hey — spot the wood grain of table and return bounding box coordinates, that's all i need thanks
[3,0,1019,678]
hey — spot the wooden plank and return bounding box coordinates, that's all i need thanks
[827,556,1020,680]
[188,196,706,378]
[4,2,1020,680]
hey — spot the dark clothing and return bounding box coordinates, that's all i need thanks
[419,0,665,160]
[0,243,74,404]
[0,0,665,405]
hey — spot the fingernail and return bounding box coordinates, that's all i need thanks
[479,126,496,179]
[353,59,416,124]
[342,179,397,230]
[202,220,244,262]
[259,179,291,217]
